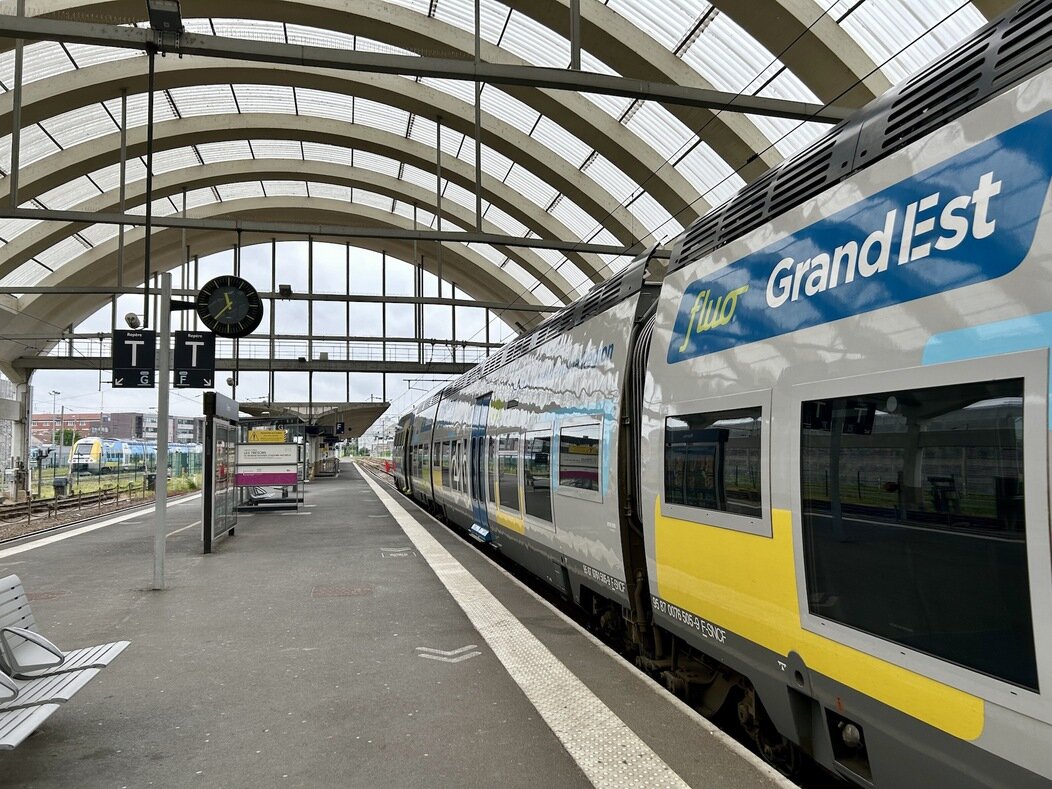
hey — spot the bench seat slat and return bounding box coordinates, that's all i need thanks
[0,703,60,750]
[14,641,130,679]
[0,668,100,711]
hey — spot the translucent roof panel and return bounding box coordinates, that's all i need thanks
[197,141,256,164]
[217,182,266,202]
[819,0,988,84]
[39,103,119,152]
[169,85,240,118]
[611,1,712,51]
[37,175,101,211]
[475,85,541,137]
[503,165,559,211]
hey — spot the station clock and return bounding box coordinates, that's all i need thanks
[196,275,264,338]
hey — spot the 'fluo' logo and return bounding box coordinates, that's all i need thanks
[676,285,749,353]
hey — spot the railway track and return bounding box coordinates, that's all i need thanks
[0,490,127,523]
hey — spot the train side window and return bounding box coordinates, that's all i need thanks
[488,435,498,502]
[441,442,451,489]
[664,407,762,518]
[498,436,521,513]
[524,430,553,523]
[800,378,1037,690]
[558,421,601,496]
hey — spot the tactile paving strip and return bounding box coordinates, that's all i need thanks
[360,468,690,789]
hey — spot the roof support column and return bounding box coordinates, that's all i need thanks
[436,114,444,305]
[382,250,388,367]
[308,235,314,370]
[474,0,483,231]
[181,188,188,331]
[143,47,157,327]
[346,243,351,403]
[8,0,24,208]
[570,0,581,71]
[117,89,128,289]
[269,239,276,404]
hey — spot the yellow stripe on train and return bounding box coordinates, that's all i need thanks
[653,501,983,741]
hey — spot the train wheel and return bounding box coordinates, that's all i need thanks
[738,686,802,780]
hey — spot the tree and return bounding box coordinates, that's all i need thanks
[52,428,80,445]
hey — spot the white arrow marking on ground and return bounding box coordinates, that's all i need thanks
[415,645,481,663]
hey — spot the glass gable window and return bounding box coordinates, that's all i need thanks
[497,436,520,513]
[664,408,762,517]
[800,379,1036,690]
[558,422,601,492]
[524,431,552,522]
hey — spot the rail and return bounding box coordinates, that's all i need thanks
[0,485,153,524]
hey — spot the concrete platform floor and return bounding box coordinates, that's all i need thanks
[0,463,792,789]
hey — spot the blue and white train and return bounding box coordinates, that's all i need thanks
[68,437,202,477]
[395,3,1052,786]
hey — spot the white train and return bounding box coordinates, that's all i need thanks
[394,3,1052,785]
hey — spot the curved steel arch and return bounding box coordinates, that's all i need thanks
[0,197,546,372]
[2,104,646,264]
[3,112,623,281]
[0,157,583,304]
[0,56,702,231]
[13,0,727,223]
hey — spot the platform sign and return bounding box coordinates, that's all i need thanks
[248,429,287,443]
[235,464,299,486]
[112,329,156,388]
[336,421,345,434]
[237,444,299,464]
[173,331,215,389]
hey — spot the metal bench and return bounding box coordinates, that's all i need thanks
[0,574,129,679]
[0,667,100,749]
[0,704,60,750]
[0,574,128,749]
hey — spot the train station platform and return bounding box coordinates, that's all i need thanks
[0,463,792,789]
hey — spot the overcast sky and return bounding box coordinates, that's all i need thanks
[24,241,518,438]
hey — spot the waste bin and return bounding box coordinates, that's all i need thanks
[52,476,68,497]
[145,473,157,491]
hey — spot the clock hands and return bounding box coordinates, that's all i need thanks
[214,291,234,319]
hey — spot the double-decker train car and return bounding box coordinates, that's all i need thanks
[68,437,150,475]
[398,259,658,602]
[394,3,1052,786]
[68,437,203,477]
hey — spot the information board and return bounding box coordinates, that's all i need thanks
[235,443,300,486]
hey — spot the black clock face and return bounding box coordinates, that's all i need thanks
[196,276,264,338]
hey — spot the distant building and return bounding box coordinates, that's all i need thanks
[31,412,110,443]
[31,411,204,444]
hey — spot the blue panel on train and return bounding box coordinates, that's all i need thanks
[667,109,1052,364]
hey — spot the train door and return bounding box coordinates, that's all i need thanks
[469,394,493,542]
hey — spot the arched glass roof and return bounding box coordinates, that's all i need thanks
[0,0,1013,359]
